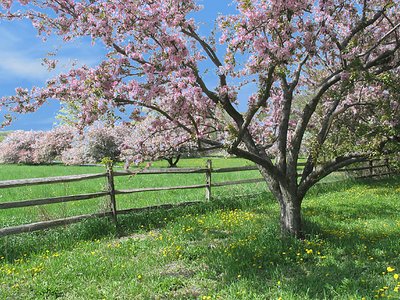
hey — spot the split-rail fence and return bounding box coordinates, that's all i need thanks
[0,158,397,237]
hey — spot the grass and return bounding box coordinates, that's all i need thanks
[0,158,264,228]
[0,160,399,299]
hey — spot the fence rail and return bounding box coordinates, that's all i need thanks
[0,158,398,237]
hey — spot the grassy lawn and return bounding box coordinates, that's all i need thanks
[0,160,399,299]
[0,158,265,228]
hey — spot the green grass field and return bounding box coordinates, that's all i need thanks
[0,158,263,228]
[0,159,399,299]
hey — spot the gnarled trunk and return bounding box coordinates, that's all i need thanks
[257,165,304,238]
[278,195,303,238]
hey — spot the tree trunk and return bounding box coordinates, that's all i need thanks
[279,193,303,238]
[164,156,180,168]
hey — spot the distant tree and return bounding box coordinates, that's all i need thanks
[0,131,10,143]
[33,126,77,163]
[61,123,130,165]
[0,131,43,164]
[121,115,199,168]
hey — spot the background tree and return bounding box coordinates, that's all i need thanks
[33,125,77,163]
[0,130,43,164]
[121,114,200,168]
[0,126,76,164]
[1,0,399,237]
[61,123,129,165]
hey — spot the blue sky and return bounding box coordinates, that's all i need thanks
[0,1,237,131]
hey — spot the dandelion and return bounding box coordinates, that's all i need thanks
[305,249,313,254]
[137,274,142,280]
[393,274,399,280]
[387,266,395,273]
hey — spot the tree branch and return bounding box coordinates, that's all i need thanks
[298,154,368,198]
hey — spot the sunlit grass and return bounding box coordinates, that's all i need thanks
[0,165,399,299]
[0,158,265,227]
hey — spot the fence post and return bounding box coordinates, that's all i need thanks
[106,164,117,224]
[205,159,212,201]
[369,160,374,177]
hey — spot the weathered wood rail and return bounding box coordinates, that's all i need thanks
[0,158,397,237]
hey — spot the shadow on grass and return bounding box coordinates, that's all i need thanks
[0,191,271,262]
[1,176,398,299]
[196,176,400,298]
[197,218,399,298]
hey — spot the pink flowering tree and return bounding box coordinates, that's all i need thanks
[0,130,43,164]
[61,123,129,164]
[33,125,77,163]
[121,115,200,168]
[0,126,76,164]
[1,1,400,237]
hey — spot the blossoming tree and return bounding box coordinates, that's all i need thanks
[1,0,399,237]
[0,126,76,164]
[60,123,130,164]
[0,130,42,164]
[121,114,200,168]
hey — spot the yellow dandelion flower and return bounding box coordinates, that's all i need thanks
[394,273,399,280]
[387,266,395,273]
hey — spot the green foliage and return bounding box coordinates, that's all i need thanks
[0,131,10,142]
[101,157,114,168]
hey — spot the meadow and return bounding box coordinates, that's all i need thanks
[0,158,399,299]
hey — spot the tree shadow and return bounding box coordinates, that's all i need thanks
[0,192,265,262]
[0,176,398,298]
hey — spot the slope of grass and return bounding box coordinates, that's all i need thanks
[0,175,399,299]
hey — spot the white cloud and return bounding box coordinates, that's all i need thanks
[0,49,101,81]
[0,51,50,80]
[0,22,103,82]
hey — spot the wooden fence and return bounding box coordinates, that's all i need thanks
[0,158,398,237]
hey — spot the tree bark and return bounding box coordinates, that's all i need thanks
[164,154,181,168]
[257,164,304,238]
[278,193,303,238]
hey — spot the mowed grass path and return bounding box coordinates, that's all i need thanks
[0,161,399,299]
